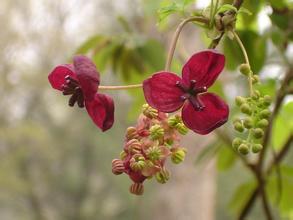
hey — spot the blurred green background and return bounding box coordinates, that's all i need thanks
[0,0,292,219]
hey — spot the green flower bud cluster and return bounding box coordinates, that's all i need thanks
[233,91,271,155]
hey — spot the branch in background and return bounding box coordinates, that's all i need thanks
[238,135,293,219]
[258,68,293,170]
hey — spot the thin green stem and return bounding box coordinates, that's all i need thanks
[99,84,142,90]
[232,30,253,96]
[165,16,209,71]
[210,0,214,27]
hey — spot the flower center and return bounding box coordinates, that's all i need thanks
[175,80,207,111]
[62,75,85,108]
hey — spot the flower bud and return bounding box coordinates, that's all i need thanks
[260,109,270,119]
[238,144,249,155]
[256,119,268,128]
[257,98,264,108]
[142,104,158,119]
[126,127,139,140]
[252,128,264,139]
[129,183,144,195]
[239,64,251,76]
[252,144,263,153]
[175,123,189,135]
[130,154,146,171]
[243,117,253,129]
[234,122,244,132]
[171,148,186,164]
[168,115,182,127]
[125,139,142,154]
[145,146,161,161]
[120,151,127,160]
[240,103,252,115]
[252,75,259,84]
[150,124,164,140]
[155,168,170,184]
[235,96,246,106]
[263,95,272,106]
[252,90,260,100]
[232,138,243,150]
[112,159,125,175]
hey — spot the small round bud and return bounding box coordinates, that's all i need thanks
[145,146,162,161]
[171,148,186,164]
[234,122,244,132]
[175,123,189,135]
[125,139,142,154]
[235,96,246,106]
[263,95,272,106]
[238,144,249,155]
[150,125,164,140]
[168,115,182,127]
[126,127,139,140]
[232,138,243,150]
[259,109,271,119]
[112,159,125,175]
[233,118,242,125]
[252,144,263,153]
[252,75,259,84]
[257,98,264,108]
[252,128,264,139]
[256,119,269,128]
[155,168,170,184]
[243,117,253,129]
[252,90,260,100]
[142,104,158,119]
[120,151,127,160]
[240,103,252,115]
[129,183,144,195]
[130,155,146,171]
[239,64,251,76]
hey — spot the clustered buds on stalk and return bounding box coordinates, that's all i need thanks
[111,104,188,195]
[232,89,271,155]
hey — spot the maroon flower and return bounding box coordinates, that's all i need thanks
[48,55,114,131]
[143,50,229,135]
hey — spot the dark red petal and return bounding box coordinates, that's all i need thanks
[73,55,100,101]
[48,64,76,91]
[181,93,229,135]
[143,71,184,113]
[182,50,225,88]
[85,94,114,132]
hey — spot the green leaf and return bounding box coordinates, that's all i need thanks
[195,142,221,166]
[267,174,293,218]
[75,35,109,54]
[158,2,180,23]
[217,4,238,14]
[217,145,236,171]
[238,7,252,15]
[223,30,267,73]
[272,101,293,150]
[229,181,257,215]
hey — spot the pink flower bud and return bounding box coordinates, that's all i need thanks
[129,183,144,195]
[111,159,125,175]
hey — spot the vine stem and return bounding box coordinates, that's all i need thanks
[232,30,253,96]
[99,84,142,90]
[165,16,209,71]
